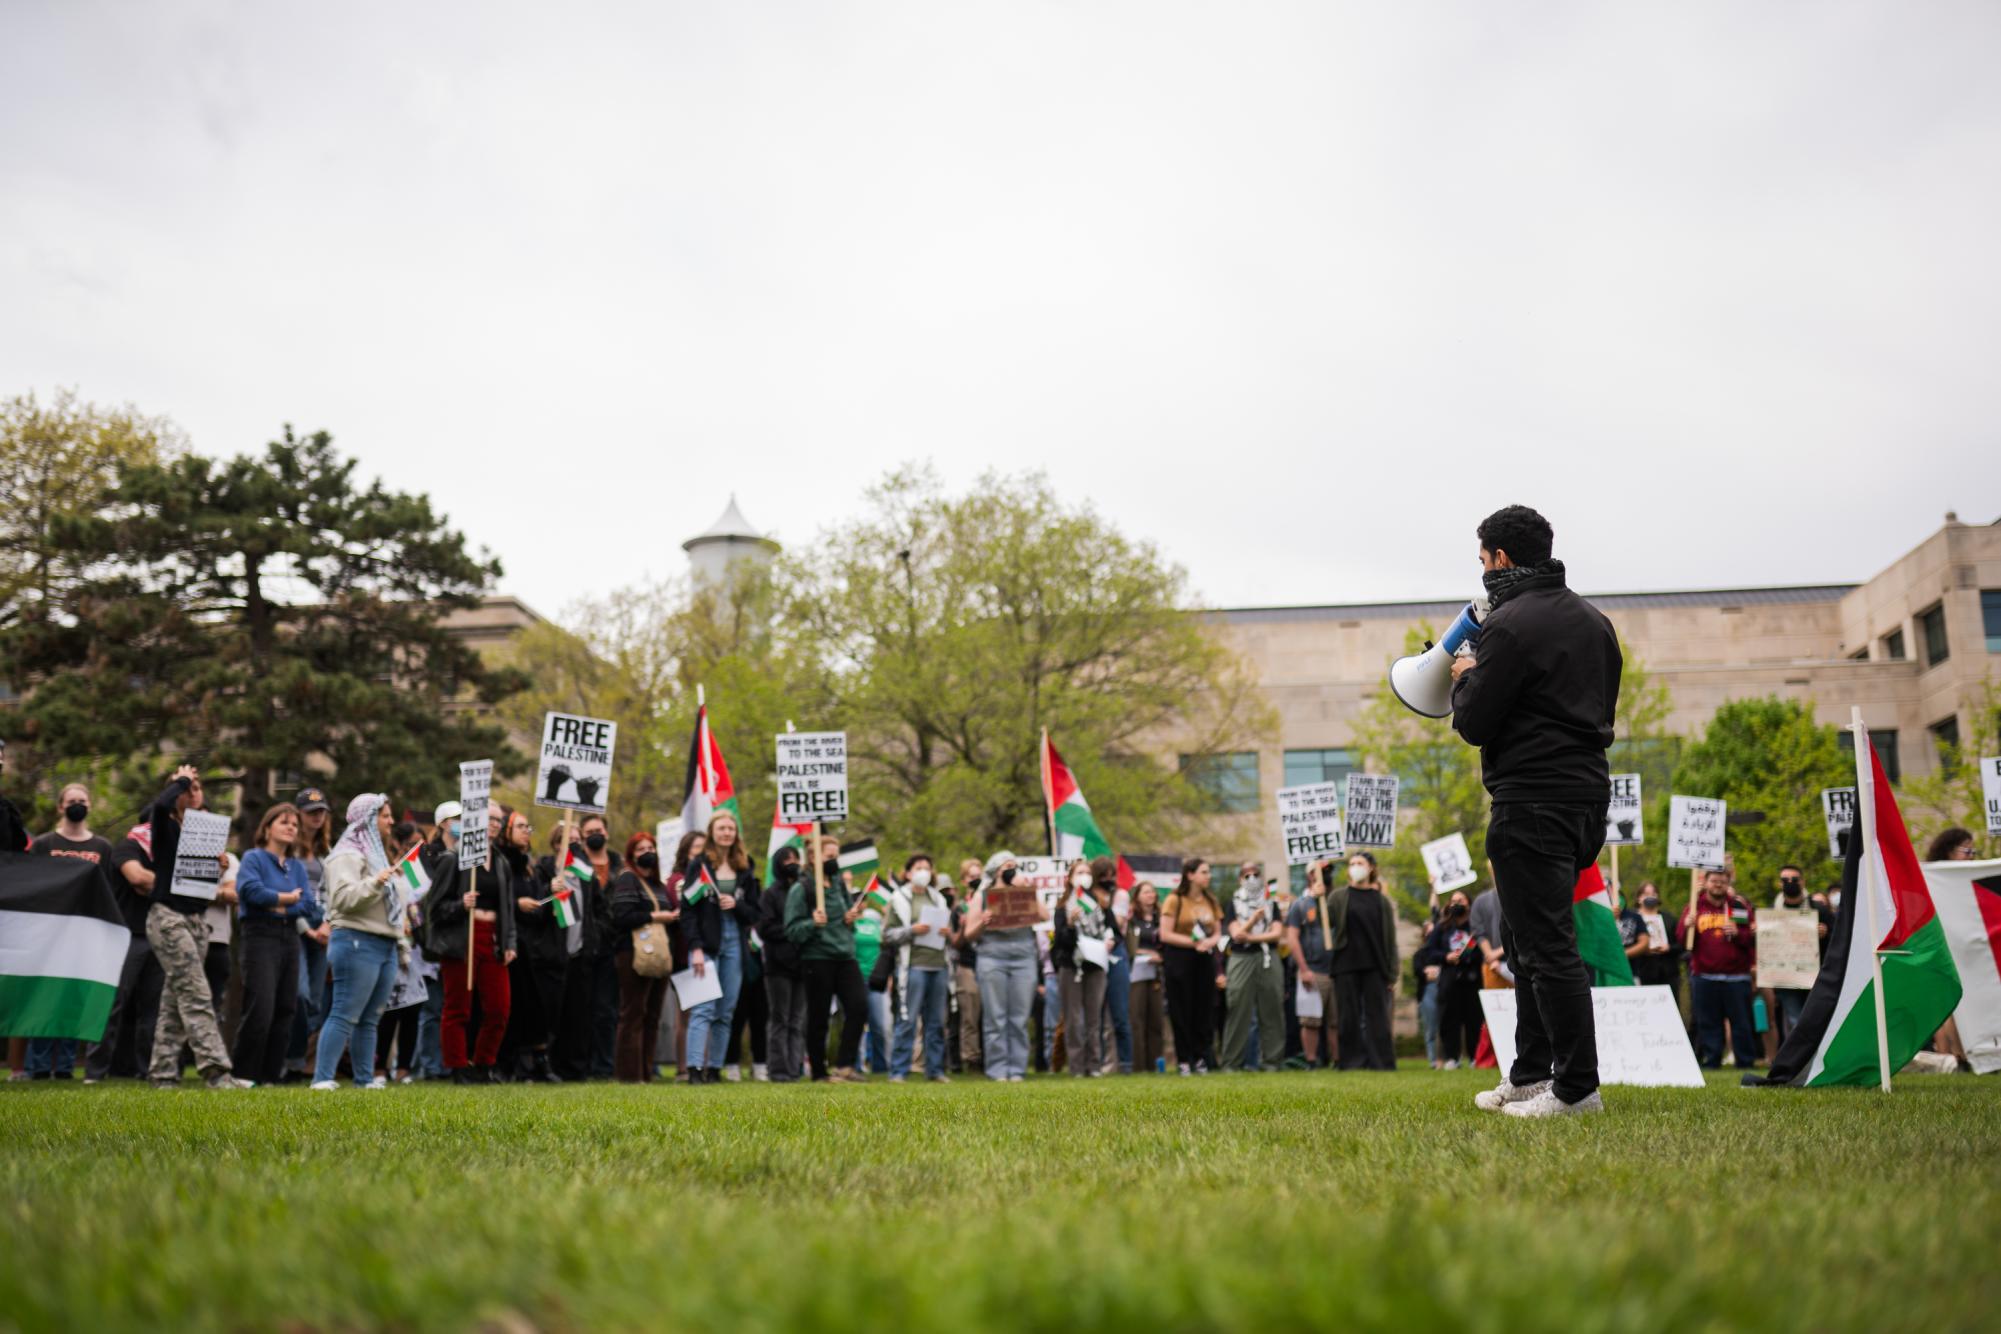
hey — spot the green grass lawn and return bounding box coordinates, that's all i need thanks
[2,1067,1996,1332]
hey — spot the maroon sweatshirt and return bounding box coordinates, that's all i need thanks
[1678,892,1756,976]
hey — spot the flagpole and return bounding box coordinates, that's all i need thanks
[1040,728,1057,859]
[1851,706,1894,1093]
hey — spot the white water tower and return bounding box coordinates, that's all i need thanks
[683,494,780,588]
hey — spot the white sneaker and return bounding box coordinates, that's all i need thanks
[1474,1078,1551,1112]
[723,1065,742,1083]
[364,1077,388,1090]
[1442,1059,1459,1070]
[1503,1088,1605,1119]
[1177,1063,1191,1077]
[310,1080,340,1091]
[752,1063,770,1083]
[205,1073,255,1090]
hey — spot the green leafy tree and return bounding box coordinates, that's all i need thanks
[5,426,524,835]
[1902,676,2001,859]
[1601,644,1682,905]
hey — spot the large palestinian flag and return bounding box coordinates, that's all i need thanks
[1756,741,1961,1088]
[679,702,739,840]
[1573,863,1635,987]
[1927,857,2001,1075]
[0,852,126,1041]
[1041,732,1110,861]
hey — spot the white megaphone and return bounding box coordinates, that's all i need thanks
[1388,601,1485,719]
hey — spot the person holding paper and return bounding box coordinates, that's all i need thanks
[1421,891,1485,1068]
[1049,859,1112,1078]
[1449,506,1621,1118]
[1126,883,1166,1074]
[1621,883,1682,999]
[680,813,760,1083]
[142,766,250,1090]
[1767,864,1833,1035]
[884,853,953,1082]
[1221,864,1285,1072]
[1283,863,1338,1069]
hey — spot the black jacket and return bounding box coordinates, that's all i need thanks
[758,864,804,975]
[422,853,519,961]
[534,848,619,960]
[147,776,212,914]
[681,858,760,958]
[609,868,674,954]
[1450,570,1621,805]
[506,848,568,967]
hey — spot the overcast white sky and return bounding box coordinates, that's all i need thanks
[5,2,1998,618]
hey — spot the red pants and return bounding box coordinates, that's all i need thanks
[442,920,511,1069]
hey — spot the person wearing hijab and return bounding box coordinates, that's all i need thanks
[424,801,518,1083]
[959,850,1049,1082]
[313,794,417,1090]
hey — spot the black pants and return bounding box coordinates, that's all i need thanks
[86,935,162,1080]
[591,955,619,1079]
[377,1003,422,1075]
[503,956,567,1073]
[552,955,597,1081]
[233,920,299,1084]
[1437,976,1483,1064]
[765,969,809,1082]
[1162,947,1215,1070]
[802,957,868,1079]
[731,968,768,1065]
[1490,800,1606,1102]
[1334,972,1394,1069]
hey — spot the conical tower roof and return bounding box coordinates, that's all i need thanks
[683,494,779,553]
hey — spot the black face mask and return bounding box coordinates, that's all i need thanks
[1640,897,1661,910]
[1450,905,1469,919]
[635,851,659,873]
[1000,868,1017,885]
[64,802,89,824]
[584,832,608,852]
[1780,878,1802,897]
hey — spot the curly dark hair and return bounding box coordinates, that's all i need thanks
[1476,505,1554,566]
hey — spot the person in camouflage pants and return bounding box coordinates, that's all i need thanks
[147,904,239,1087]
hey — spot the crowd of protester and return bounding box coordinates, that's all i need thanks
[5,770,1986,1085]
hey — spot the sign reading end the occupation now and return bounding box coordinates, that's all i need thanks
[776,730,849,823]
[535,712,617,814]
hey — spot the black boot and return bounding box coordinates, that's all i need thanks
[533,1052,562,1084]
[451,1066,478,1086]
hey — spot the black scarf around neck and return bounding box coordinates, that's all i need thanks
[1482,557,1567,609]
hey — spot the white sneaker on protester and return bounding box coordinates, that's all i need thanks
[723,1065,742,1083]
[1473,1078,1551,1112]
[310,1080,340,1091]
[1502,1088,1605,1119]
[752,1063,770,1083]
[205,1073,254,1090]
[364,1077,388,1090]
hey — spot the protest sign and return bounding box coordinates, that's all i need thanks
[458,760,492,870]
[1667,795,1727,870]
[1605,773,1644,846]
[1821,787,1857,862]
[1343,774,1399,848]
[535,712,617,814]
[980,885,1043,930]
[1982,756,2001,837]
[1756,908,1822,990]
[169,809,230,900]
[1480,986,1703,1088]
[1420,832,1477,892]
[1277,782,1345,867]
[775,731,849,823]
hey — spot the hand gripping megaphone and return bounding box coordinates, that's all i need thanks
[1388,601,1485,718]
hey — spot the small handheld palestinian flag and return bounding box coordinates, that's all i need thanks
[396,844,431,896]
[862,874,888,914]
[549,886,578,929]
[561,843,595,885]
[683,862,718,905]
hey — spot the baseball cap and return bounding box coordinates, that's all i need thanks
[296,787,330,813]
[434,800,463,825]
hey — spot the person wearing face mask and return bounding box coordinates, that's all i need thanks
[885,853,953,1082]
[1328,852,1399,1072]
[423,802,519,1084]
[1159,858,1223,1075]
[948,858,986,1072]
[423,801,462,880]
[757,845,809,1083]
[498,808,566,1083]
[1091,855,1134,1075]
[1422,891,1485,1067]
[960,850,1048,1082]
[24,783,114,1079]
[783,835,871,1082]
[1767,864,1833,1037]
[1221,863,1286,1072]
[1049,858,1113,1079]
[1620,882,1682,999]
[608,831,677,1083]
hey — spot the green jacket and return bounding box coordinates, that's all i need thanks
[1327,884,1400,984]
[784,869,856,963]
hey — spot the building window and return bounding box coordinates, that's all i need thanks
[1180,752,1260,813]
[1881,628,1906,661]
[1919,603,1948,667]
[1283,747,1357,790]
[1931,716,1961,771]
[1983,590,2001,653]
[1839,729,1902,785]
[1848,647,1869,662]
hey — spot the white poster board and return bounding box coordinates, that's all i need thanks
[1756,908,1821,990]
[1821,787,1857,862]
[1667,795,1727,871]
[458,759,493,870]
[1010,856,1071,916]
[1277,782,1346,867]
[1420,832,1477,892]
[169,809,231,900]
[1606,773,1644,847]
[535,712,617,814]
[1343,774,1399,848]
[775,731,849,823]
[1480,986,1704,1088]
[1982,756,2001,836]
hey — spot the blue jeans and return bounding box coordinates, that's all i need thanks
[685,917,745,1071]
[1419,983,1441,1064]
[866,987,892,1073]
[314,930,399,1086]
[975,932,1038,1080]
[1105,953,1133,1072]
[891,967,949,1078]
[417,980,445,1079]
[26,1038,77,1077]
[1691,974,1760,1069]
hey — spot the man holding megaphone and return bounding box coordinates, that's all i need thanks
[1435,506,1621,1118]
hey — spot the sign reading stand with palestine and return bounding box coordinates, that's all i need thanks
[1343,774,1399,849]
[535,712,617,814]
[1981,755,2001,836]
[1606,773,1644,846]
[1821,787,1857,862]
[775,731,848,823]
[1276,782,1345,866]
[458,760,493,870]
[1667,795,1727,871]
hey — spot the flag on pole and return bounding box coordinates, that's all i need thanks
[561,843,595,885]
[395,844,431,896]
[1572,863,1634,986]
[0,853,126,1041]
[837,841,879,881]
[679,701,739,840]
[768,800,812,865]
[682,861,719,905]
[1756,739,1962,1088]
[1926,858,2001,1074]
[549,887,579,929]
[861,874,888,913]
[1042,732,1112,861]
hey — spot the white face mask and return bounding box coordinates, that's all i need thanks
[1074,873,1093,891]
[1348,863,1369,885]
[909,868,932,888]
